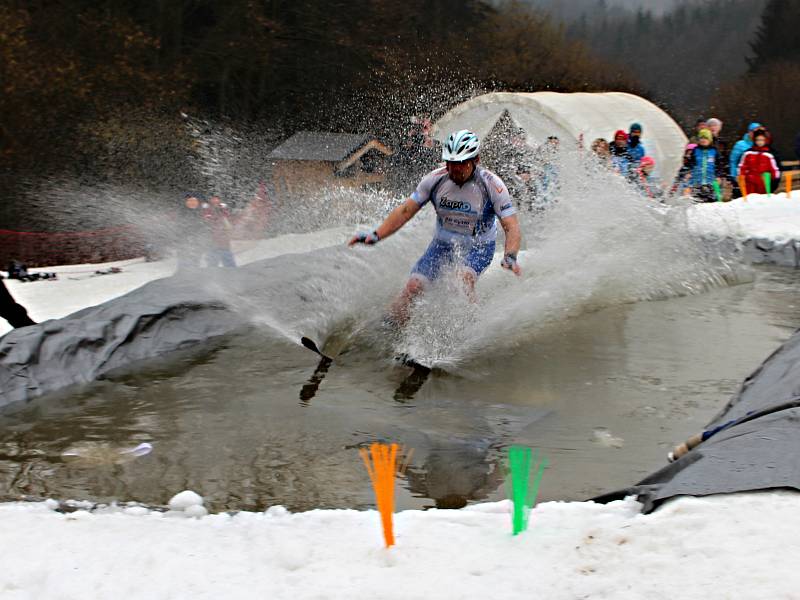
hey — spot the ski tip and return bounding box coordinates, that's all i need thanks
[395,353,431,373]
[300,336,332,361]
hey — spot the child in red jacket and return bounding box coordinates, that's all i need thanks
[738,128,780,195]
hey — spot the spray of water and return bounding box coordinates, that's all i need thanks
[13,116,748,373]
[339,148,747,368]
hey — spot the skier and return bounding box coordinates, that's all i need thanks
[348,130,521,325]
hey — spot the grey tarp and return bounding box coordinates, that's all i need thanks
[596,327,800,512]
[0,239,406,407]
[0,273,249,406]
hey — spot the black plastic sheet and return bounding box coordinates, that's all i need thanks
[596,328,800,512]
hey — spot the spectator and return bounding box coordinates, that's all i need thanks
[530,136,561,210]
[706,118,730,179]
[203,196,237,268]
[590,138,611,166]
[689,118,707,144]
[0,279,35,329]
[610,130,633,176]
[627,123,646,166]
[633,156,663,199]
[494,126,534,207]
[684,129,720,202]
[175,195,208,270]
[729,122,762,198]
[739,128,781,195]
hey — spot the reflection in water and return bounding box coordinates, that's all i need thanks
[299,356,333,404]
[393,363,432,402]
[405,438,504,509]
[0,267,797,512]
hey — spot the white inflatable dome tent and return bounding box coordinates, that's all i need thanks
[433,92,688,180]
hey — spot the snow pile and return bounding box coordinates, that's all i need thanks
[687,191,800,243]
[0,491,798,599]
[168,490,208,518]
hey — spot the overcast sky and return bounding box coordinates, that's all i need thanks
[517,0,689,17]
[609,0,683,13]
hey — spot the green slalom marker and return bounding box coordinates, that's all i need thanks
[712,180,723,202]
[763,172,772,196]
[507,446,548,535]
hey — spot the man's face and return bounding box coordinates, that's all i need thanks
[614,136,627,148]
[446,159,477,185]
[630,129,641,139]
[696,121,707,132]
[709,123,722,136]
[185,197,200,209]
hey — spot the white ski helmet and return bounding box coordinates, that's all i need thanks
[442,130,480,162]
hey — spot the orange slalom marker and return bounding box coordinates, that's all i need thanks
[739,175,748,200]
[360,443,412,548]
[786,171,793,197]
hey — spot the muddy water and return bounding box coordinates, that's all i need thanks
[0,267,798,512]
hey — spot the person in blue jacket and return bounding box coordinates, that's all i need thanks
[627,123,646,166]
[683,128,720,202]
[729,122,761,198]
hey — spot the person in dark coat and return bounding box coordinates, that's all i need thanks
[0,279,35,329]
[706,118,730,179]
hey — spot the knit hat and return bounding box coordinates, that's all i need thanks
[614,129,628,140]
[752,128,771,143]
[748,122,762,132]
[698,128,713,142]
[640,156,655,167]
[629,122,642,134]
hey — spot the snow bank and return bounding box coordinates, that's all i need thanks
[687,191,800,243]
[0,491,798,599]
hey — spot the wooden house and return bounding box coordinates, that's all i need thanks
[269,131,393,197]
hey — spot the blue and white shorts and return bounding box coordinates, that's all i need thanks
[410,238,496,282]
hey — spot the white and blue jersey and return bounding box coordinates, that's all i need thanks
[409,166,516,280]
